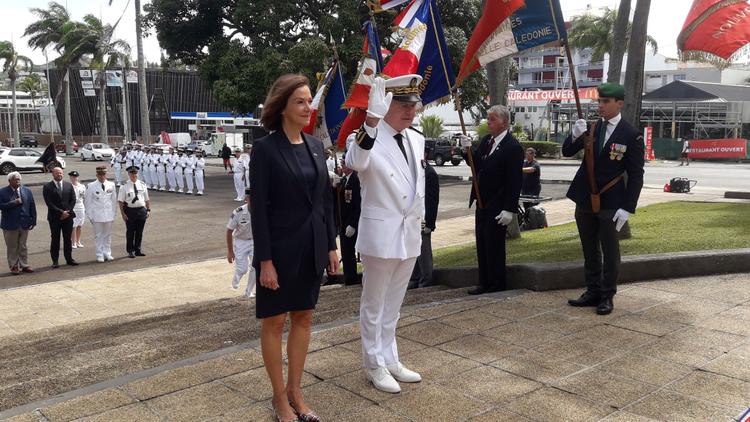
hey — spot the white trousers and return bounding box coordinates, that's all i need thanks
[91,221,113,258]
[113,164,123,185]
[233,173,245,199]
[195,169,204,192]
[232,238,255,296]
[175,168,184,190]
[157,167,166,189]
[149,166,158,187]
[138,168,146,183]
[359,255,417,370]
[166,168,176,190]
[184,170,194,192]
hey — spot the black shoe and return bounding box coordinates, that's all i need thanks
[135,251,146,257]
[67,260,79,266]
[128,251,136,258]
[52,262,59,269]
[468,286,488,295]
[568,291,600,307]
[596,297,614,315]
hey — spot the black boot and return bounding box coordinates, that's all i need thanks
[568,291,600,307]
[596,297,614,315]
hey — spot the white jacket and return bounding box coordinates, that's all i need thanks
[346,121,425,259]
[84,180,118,222]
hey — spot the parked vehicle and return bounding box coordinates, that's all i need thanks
[157,132,192,148]
[0,147,66,175]
[186,140,214,156]
[19,135,38,148]
[54,140,79,154]
[424,137,463,166]
[149,143,173,154]
[80,143,116,161]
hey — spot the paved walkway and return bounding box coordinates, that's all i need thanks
[3,273,749,421]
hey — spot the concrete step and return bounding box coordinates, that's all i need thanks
[0,283,469,412]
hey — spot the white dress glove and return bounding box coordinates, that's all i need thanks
[422,227,432,234]
[612,208,630,232]
[345,225,356,238]
[366,77,393,119]
[458,135,472,149]
[572,119,588,139]
[495,211,514,226]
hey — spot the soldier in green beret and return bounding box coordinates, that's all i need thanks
[563,82,645,315]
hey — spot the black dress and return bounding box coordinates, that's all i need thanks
[251,132,337,319]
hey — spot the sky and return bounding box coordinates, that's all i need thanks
[1,0,690,67]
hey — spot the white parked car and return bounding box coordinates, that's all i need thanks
[0,148,66,175]
[80,143,115,161]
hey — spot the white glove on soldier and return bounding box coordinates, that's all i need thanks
[495,211,514,226]
[572,119,588,139]
[458,135,472,149]
[612,208,630,232]
[366,77,392,120]
[345,225,356,238]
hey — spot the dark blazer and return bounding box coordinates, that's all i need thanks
[468,132,524,213]
[562,116,645,213]
[424,163,439,230]
[42,180,76,222]
[0,185,37,230]
[338,171,361,232]
[250,131,337,278]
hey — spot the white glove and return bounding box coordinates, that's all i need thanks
[612,208,630,232]
[495,211,514,226]
[572,119,588,139]
[345,225,356,238]
[459,135,472,149]
[366,77,392,119]
[422,227,432,234]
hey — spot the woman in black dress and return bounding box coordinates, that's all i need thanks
[250,74,339,422]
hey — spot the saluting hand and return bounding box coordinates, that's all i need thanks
[366,77,392,121]
[260,260,279,290]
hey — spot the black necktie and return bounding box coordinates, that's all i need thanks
[598,120,609,153]
[394,133,408,163]
[101,183,105,191]
[132,183,139,204]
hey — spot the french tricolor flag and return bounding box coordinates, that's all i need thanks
[377,0,411,10]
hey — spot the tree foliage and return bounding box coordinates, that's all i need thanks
[420,115,444,138]
[145,0,488,115]
[567,7,658,63]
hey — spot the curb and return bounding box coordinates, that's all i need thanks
[725,191,750,200]
[432,248,750,291]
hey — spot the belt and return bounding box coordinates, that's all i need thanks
[125,206,144,210]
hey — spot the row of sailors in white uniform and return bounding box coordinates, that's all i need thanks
[110,149,206,195]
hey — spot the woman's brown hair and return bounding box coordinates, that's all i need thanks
[260,74,310,132]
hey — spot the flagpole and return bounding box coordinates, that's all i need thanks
[427,0,484,209]
[563,40,583,119]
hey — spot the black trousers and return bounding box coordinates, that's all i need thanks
[340,231,359,285]
[409,232,434,288]
[49,218,74,263]
[475,208,508,291]
[574,207,620,298]
[124,207,148,253]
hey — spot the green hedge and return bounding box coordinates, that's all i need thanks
[520,141,561,158]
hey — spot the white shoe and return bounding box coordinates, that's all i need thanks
[365,367,401,393]
[234,198,243,202]
[245,291,256,298]
[105,254,114,261]
[386,362,422,383]
[72,244,78,249]
[77,243,84,248]
[159,187,165,191]
[169,188,175,192]
[96,256,105,263]
[197,191,203,195]
[186,190,193,195]
[177,189,183,193]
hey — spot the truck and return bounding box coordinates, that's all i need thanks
[157,132,192,148]
[210,132,244,155]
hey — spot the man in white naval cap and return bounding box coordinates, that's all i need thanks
[84,166,118,262]
[346,74,425,393]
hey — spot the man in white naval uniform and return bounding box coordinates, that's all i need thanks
[166,148,178,192]
[346,75,425,393]
[226,187,255,298]
[155,149,167,191]
[174,149,186,193]
[241,145,251,189]
[148,149,159,189]
[110,149,126,187]
[231,148,246,201]
[183,150,196,195]
[194,151,206,195]
[84,166,118,262]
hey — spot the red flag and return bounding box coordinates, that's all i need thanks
[457,0,525,85]
[678,0,750,61]
[336,108,367,149]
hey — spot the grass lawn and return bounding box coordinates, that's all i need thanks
[434,201,750,267]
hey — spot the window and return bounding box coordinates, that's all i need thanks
[674,74,686,81]
[9,149,25,156]
[26,150,41,157]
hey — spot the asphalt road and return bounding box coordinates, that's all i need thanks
[434,160,750,191]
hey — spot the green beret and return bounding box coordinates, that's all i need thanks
[598,83,625,100]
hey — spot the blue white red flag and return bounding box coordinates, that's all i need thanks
[383,0,455,106]
[303,62,347,148]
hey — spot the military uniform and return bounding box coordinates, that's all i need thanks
[232,150,246,201]
[110,150,127,186]
[227,193,255,297]
[184,150,196,194]
[118,166,150,257]
[84,166,118,261]
[563,83,645,314]
[175,150,186,193]
[337,171,361,285]
[194,153,205,195]
[166,149,178,192]
[156,151,167,191]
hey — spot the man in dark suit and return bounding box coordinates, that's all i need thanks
[0,172,37,274]
[462,105,524,295]
[337,161,361,285]
[409,160,439,288]
[42,167,78,267]
[563,83,645,315]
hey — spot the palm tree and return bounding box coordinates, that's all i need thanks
[17,73,43,108]
[59,15,130,144]
[24,2,72,150]
[623,0,652,127]
[0,41,33,146]
[608,0,631,83]
[420,115,444,138]
[567,7,658,64]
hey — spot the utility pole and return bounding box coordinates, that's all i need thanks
[135,0,150,143]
